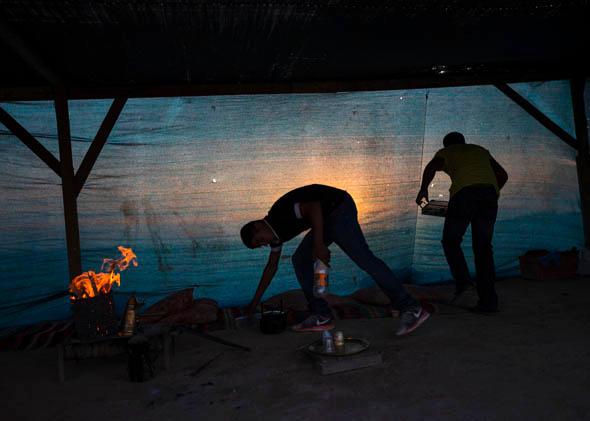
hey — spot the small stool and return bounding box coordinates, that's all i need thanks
[56,326,175,383]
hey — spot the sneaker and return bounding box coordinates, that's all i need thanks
[291,315,334,332]
[396,305,430,336]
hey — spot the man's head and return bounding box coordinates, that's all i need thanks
[443,132,466,147]
[240,220,275,249]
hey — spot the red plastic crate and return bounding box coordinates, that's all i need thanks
[518,249,579,280]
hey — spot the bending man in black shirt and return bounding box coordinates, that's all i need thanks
[240,184,430,335]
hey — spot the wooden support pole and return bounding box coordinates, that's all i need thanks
[0,106,62,177]
[55,96,82,279]
[494,83,578,150]
[163,333,171,370]
[571,78,590,247]
[571,79,589,155]
[576,156,590,248]
[57,344,65,383]
[74,97,127,197]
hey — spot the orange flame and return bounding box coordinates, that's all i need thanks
[69,246,138,300]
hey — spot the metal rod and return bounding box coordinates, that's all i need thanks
[188,352,223,377]
[184,327,251,352]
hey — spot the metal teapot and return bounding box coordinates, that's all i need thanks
[259,300,287,334]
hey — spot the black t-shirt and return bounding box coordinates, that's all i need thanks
[264,184,347,249]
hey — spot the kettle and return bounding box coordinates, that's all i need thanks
[259,300,287,334]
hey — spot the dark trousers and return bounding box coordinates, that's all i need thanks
[442,185,499,310]
[291,194,417,317]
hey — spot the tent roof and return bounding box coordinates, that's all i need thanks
[0,0,588,100]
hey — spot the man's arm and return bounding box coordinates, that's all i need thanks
[299,201,331,264]
[247,250,281,314]
[416,157,444,205]
[490,158,508,190]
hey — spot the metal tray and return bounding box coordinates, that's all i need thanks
[304,337,370,357]
[421,200,448,217]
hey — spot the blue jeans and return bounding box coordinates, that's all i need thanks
[442,185,498,310]
[291,193,417,316]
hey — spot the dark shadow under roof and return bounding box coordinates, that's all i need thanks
[0,0,588,100]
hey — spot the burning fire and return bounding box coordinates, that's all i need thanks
[69,246,138,300]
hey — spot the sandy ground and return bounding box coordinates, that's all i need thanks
[2,277,590,421]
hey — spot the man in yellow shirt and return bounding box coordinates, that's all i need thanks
[416,132,508,312]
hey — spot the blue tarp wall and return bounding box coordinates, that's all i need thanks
[0,80,586,327]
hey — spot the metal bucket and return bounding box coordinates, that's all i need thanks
[71,292,119,340]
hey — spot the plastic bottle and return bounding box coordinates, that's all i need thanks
[120,294,138,337]
[313,259,329,298]
[322,330,335,353]
[333,330,345,352]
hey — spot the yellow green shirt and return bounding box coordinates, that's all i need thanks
[434,144,499,198]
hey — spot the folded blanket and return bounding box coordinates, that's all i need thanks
[0,320,74,351]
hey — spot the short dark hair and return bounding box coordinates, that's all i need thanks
[240,221,258,249]
[443,132,465,147]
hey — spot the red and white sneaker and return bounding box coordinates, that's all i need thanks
[291,315,334,332]
[396,305,430,336]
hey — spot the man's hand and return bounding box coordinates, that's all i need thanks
[313,244,331,265]
[417,157,443,205]
[416,188,429,206]
[247,251,280,318]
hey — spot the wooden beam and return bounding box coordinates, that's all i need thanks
[74,97,127,197]
[576,155,590,248]
[571,79,589,155]
[55,95,82,279]
[494,83,578,150]
[0,18,63,87]
[0,106,62,177]
[0,68,586,102]
[571,78,590,247]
